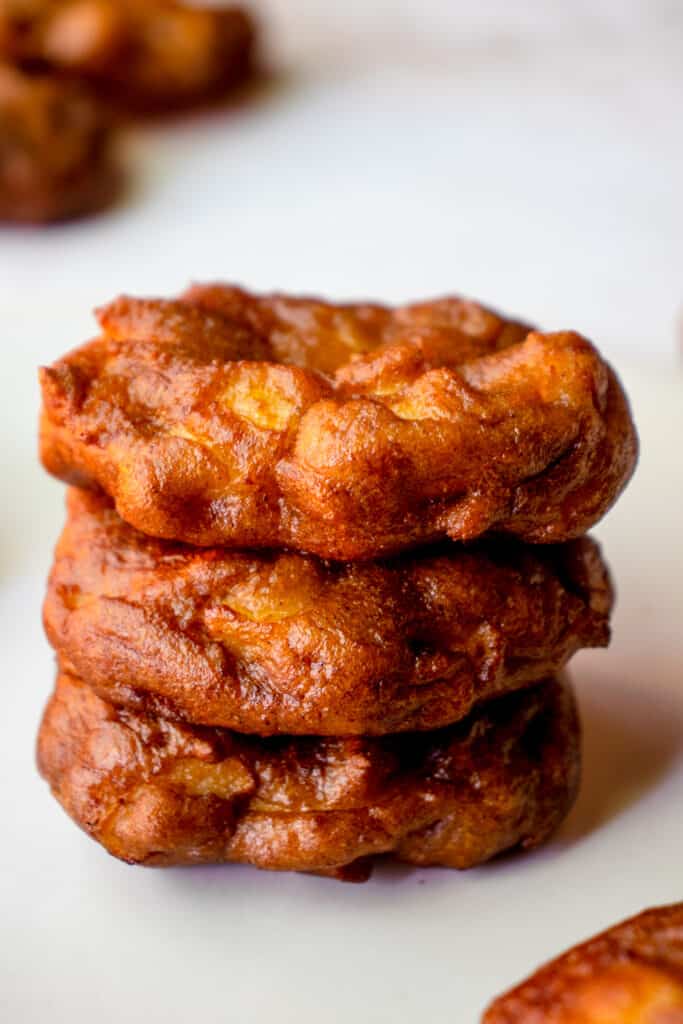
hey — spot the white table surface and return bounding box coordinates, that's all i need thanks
[1,4,682,1021]
[1,0,682,365]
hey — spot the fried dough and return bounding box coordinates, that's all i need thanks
[484,903,683,1023]
[0,0,254,113]
[37,671,580,879]
[0,61,116,221]
[39,286,638,559]
[44,487,611,735]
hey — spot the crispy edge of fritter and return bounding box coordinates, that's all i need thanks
[483,904,683,1023]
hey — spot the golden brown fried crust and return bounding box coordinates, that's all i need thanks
[0,0,254,113]
[38,285,639,560]
[483,904,683,1023]
[44,488,612,736]
[0,61,116,222]
[37,672,580,878]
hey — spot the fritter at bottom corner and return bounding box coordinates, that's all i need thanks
[37,671,581,881]
[483,903,683,1023]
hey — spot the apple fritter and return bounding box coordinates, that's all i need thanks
[0,61,116,222]
[483,903,683,1023]
[44,487,611,735]
[37,671,580,880]
[0,0,254,113]
[39,285,638,559]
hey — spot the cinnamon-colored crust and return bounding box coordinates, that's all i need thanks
[37,672,580,879]
[0,61,116,222]
[38,285,638,560]
[44,487,611,736]
[0,0,254,113]
[483,904,683,1023]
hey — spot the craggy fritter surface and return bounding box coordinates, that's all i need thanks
[484,904,683,1023]
[45,487,612,736]
[37,671,580,879]
[0,0,254,113]
[39,285,638,560]
[0,61,115,221]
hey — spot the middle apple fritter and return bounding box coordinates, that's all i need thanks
[44,488,612,736]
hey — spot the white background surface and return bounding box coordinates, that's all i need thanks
[1,3,682,1022]
[2,0,683,364]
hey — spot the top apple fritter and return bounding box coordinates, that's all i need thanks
[0,0,254,113]
[483,903,683,1023]
[39,285,638,560]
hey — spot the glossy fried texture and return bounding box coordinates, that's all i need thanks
[39,285,638,559]
[0,1,254,113]
[45,488,612,736]
[37,672,580,879]
[483,904,683,1023]
[0,61,115,222]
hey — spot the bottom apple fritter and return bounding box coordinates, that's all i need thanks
[37,672,580,881]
